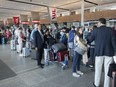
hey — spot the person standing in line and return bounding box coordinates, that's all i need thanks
[30,24,38,48]
[43,29,56,66]
[87,18,116,87]
[68,26,76,58]
[18,27,25,56]
[33,24,44,69]
[72,27,84,78]
[60,27,68,46]
[88,25,97,68]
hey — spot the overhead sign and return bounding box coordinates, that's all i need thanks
[7,18,14,25]
[20,15,28,22]
[49,8,57,22]
[0,21,3,26]
[31,12,40,22]
[13,17,20,25]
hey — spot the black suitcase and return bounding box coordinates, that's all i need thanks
[30,49,37,60]
[108,63,116,87]
[51,43,67,53]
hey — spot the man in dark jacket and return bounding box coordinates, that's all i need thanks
[34,24,44,68]
[88,18,116,87]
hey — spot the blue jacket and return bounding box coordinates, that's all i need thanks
[88,26,116,57]
[30,28,37,41]
[60,33,67,46]
[68,30,76,42]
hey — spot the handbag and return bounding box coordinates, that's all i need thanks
[74,38,87,55]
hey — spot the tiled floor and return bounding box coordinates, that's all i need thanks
[0,44,103,87]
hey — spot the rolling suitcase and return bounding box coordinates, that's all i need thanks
[108,63,116,87]
[22,48,30,57]
[2,37,7,44]
[26,41,30,49]
[57,50,69,69]
[49,50,55,61]
[11,40,16,50]
[57,51,69,62]
[30,49,37,60]
[112,71,116,87]
[16,45,20,53]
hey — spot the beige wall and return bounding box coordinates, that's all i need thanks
[40,10,116,24]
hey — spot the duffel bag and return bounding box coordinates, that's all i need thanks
[51,43,67,53]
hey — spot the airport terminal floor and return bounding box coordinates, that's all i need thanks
[0,44,104,87]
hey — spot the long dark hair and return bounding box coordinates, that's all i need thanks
[75,27,83,38]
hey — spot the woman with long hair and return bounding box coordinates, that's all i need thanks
[72,27,84,77]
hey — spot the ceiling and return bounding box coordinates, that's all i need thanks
[0,0,116,20]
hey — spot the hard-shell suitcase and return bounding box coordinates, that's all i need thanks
[16,45,20,53]
[51,43,67,53]
[49,50,55,61]
[22,48,30,57]
[108,63,116,87]
[2,37,7,44]
[30,49,37,60]
[57,51,69,62]
[11,40,16,50]
[26,41,30,49]
[57,50,69,69]
[112,71,116,87]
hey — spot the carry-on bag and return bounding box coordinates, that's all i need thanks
[30,49,37,60]
[16,45,20,53]
[112,71,116,87]
[11,40,16,50]
[22,48,30,57]
[108,63,116,87]
[26,41,30,49]
[57,51,69,62]
[49,50,55,61]
[2,37,7,44]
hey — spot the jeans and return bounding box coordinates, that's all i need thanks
[72,51,82,72]
[90,48,95,65]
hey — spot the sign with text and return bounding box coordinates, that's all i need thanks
[20,15,28,22]
[13,17,20,25]
[0,21,3,26]
[31,12,40,22]
[7,18,14,25]
[49,8,57,22]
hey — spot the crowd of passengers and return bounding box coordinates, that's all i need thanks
[0,18,116,87]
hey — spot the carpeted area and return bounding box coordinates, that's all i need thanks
[0,59,16,80]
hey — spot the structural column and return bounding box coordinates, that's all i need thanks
[81,0,84,26]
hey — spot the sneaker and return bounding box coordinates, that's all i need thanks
[19,54,23,56]
[72,73,80,77]
[89,65,94,68]
[77,71,84,75]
